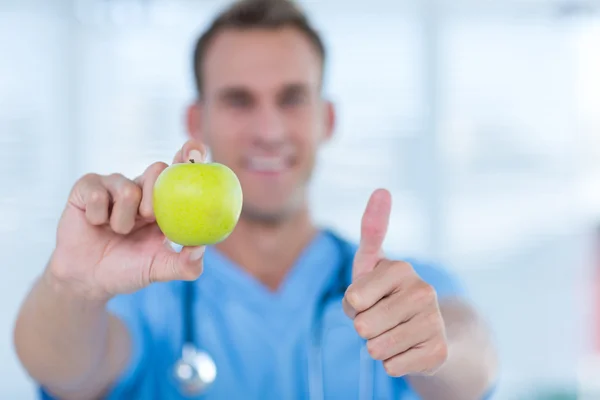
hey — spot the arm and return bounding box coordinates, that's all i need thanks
[13,140,207,399]
[407,297,499,400]
[344,189,499,400]
[14,268,131,400]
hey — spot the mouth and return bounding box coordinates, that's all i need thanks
[245,155,293,176]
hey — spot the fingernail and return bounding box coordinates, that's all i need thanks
[342,297,357,320]
[189,246,205,262]
[164,239,183,253]
[188,150,203,163]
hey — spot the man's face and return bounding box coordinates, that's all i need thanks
[188,27,335,223]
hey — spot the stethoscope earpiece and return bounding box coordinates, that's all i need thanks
[173,343,217,396]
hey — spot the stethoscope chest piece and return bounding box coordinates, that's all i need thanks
[173,343,217,396]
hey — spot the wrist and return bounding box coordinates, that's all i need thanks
[42,254,112,306]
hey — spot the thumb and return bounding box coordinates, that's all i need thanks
[149,241,206,283]
[172,139,207,165]
[353,188,392,281]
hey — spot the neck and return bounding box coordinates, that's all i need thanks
[214,205,319,291]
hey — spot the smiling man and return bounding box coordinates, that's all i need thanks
[14,0,499,399]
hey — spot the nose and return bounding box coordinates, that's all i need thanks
[251,104,286,147]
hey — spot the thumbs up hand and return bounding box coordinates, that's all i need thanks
[342,189,449,378]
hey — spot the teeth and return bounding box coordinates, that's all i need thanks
[248,157,285,172]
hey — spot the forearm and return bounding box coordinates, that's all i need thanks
[13,269,130,400]
[407,298,499,400]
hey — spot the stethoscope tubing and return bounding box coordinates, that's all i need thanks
[176,230,374,399]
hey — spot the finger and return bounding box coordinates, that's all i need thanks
[363,310,441,360]
[171,149,182,165]
[382,338,448,378]
[148,243,206,283]
[344,260,412,316]
[72,174,110,225]
[135,162,169,220]
[172,139,207,164]
[352,286,421,340]
[101,174,142,235]
[353,188,392,281]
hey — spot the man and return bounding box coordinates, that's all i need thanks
[13,0,498,399]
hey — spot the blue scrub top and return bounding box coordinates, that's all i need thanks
[39,230,468,399]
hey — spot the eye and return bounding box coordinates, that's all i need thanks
[219,90,254,109]
[227,95,252,108]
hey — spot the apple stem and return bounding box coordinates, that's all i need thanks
[189,159,195,163]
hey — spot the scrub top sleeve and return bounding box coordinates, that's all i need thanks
[37,292,149,400]
[406,258,467,300]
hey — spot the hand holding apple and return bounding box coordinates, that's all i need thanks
[46,140,227,302]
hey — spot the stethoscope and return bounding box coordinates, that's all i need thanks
[171,230,375,399]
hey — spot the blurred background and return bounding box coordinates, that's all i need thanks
[1,0,599,398]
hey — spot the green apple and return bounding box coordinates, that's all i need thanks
[153,160,243,246]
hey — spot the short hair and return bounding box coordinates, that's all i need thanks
[192,0,327,97]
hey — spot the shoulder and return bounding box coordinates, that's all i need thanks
[104,281,185,356]
[103,282,183,398]
[39,282,183,400]
[105,281,183,350]
[106,281,182,324]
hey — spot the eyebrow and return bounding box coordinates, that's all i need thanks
[280,82,310,93]
[215,82,312,100]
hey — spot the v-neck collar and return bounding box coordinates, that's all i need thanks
[199,229,344,314]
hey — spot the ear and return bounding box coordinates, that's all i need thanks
[322,100,336,142]
[186,101,204,142]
